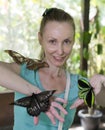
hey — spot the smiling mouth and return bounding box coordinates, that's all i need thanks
[53,56,66,62]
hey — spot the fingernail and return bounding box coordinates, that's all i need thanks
[65,111,68,114]
[61,119,64,122]
[70,106,74,109]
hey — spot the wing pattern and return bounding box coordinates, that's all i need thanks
[5,50,49,70]
[78,78,95,108]
[10,90,56,116]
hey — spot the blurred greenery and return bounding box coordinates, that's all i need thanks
[0,0,105,91]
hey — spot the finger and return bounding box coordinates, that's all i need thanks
[45,111,56,125]
[51,101,67,114]
[33,116,39,125]
[50,106,64,122]
[55,97,67,104]
[70,98,84,109]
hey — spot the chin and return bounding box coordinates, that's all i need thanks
[50,58,66,67]
[54,62,65,67]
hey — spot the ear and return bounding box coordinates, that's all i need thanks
[38,32,42,45]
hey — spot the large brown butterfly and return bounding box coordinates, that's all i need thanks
[10,90,56,116]
[5,50,49,70]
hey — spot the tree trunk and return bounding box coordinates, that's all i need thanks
[80,0,90,76]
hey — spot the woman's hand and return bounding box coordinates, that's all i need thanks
[70,74,105,109]
[89,74,105,95]
[70,98,84,109]
[34,97,68,125]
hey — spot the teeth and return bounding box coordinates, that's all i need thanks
[56,58,62,60]
[55,57,64,61]
[55,57,62,59]
[53,56,66,61]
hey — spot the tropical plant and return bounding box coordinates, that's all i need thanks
[78,78,103,130]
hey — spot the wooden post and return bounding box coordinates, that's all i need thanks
[80,0,90,76]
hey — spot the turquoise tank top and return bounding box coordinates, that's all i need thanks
[13,64,80,130]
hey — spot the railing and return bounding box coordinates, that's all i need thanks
[0,92,14,130]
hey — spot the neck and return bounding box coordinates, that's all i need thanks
[42,59,65,77]
[43,66,65,78]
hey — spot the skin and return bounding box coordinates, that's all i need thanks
[39,21,74,68]
[0,62,37,95]
[90,74,105,95]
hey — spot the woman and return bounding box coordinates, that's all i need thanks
[0,8,89,130]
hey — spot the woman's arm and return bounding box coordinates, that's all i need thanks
[0,61,39,95]
[0,61,67,124]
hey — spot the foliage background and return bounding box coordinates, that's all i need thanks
[0,0,105,91]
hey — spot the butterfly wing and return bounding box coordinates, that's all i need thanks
[78,78,90,89]
[26,59,49,70]
[78,78,95,108]
[5,50,49,70]
[10,90,56,117]
[39,100,50,112]
[27,100,50,116]
[78,79,91,98]
[27,93,50,116]
[5,50,27,65]
[27,94,41,116]
[10,95,32,107]
[85,88,95,108]
[36,90,56,102]
[27,90,56,116]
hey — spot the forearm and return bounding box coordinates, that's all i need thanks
[100,74,105,87]
[0,63,39,95]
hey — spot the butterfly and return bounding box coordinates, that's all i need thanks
[5,50,49,70]
[10,90,56,116]
[78,78,95,108]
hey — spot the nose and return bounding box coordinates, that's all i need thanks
[57,44,64,55]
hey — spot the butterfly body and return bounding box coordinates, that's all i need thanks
[10,90,56,116]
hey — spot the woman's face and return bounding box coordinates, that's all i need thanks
[38,21,75,67]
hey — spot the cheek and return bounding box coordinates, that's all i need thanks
[47,47,56,52]
[64,46,73,55]
[42,45,54,56]
[44,44,56,54]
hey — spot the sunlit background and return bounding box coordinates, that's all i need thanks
[0,0,105,91]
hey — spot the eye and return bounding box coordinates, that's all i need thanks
[49,39,56,45]
[64,39,72,45]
